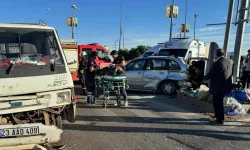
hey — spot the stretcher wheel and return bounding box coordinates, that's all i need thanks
[102,102,107,108]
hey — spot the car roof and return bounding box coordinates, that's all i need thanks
[142,56,183,60]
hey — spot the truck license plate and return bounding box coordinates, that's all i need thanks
[10,101,23,108]
[0,126,39,137]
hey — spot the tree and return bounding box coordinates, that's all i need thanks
[118,45,151,60]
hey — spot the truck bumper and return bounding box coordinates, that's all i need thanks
[0,123,62,147]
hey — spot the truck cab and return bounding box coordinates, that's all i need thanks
[0,23,76,147]
[78,43,112,69]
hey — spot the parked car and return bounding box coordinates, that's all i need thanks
[125,56,188,95]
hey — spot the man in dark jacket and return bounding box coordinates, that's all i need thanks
[78,51,88,95]
[85,51,99,104]
[204,48,233,124]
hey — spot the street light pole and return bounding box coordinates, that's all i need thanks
[169,0,175,41]
[72,5,76,40]
[184,0,188,38]
[89,31,96,43]
[46,8,59,33]
[123,17,130,50]
[119,0,123,51]
[71,3,80,41]
[194,14,199,40]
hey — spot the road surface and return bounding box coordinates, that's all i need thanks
[60,86,250,150]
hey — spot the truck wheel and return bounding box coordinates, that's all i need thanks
[56,116,63,129]
[159,81,177,95]
[66,103,76,123]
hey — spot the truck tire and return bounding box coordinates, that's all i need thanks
[56,116,63,129]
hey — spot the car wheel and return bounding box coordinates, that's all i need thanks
[159,81,177,95]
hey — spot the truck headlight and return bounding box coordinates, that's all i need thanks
[57,91,71,103]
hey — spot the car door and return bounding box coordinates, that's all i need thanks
[167,59,183,80]
[125,59,146,89]
[143,58,169,90]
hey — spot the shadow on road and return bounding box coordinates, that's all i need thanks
[74,114,249,127]
[63,123,250,141]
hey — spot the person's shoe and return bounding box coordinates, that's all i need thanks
[124,101,128,107]
[114,103,121,107]
[209,120,224,125]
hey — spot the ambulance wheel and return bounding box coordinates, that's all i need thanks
[56,116,63,129]
[159,81,177,95]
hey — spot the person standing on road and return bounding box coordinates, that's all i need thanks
[241,50,250,88]
[85,51,99,104]
[110,50,128,106]
[204,48,233,125]
[78,51,88,95]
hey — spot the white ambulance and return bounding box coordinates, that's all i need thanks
[140,38,207,63]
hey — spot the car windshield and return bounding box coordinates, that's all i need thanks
[158,49,188,57]
[0,28,63,67]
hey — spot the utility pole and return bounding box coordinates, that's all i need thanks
[194,14,199,40]
[184,0,188,38]
[72,5,76,40]
[223,0,235,56]
[114,41,117,50]
[232,0,249,83]
[119,0,123,51]
[123,17,130,50]
[169,0,175,41]
[71,0,80,41]
[89,31,96,43]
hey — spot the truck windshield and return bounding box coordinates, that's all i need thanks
[0,28,63,67]
[0,28,66,78]
[96,49,110,61]
[158,49,188,57]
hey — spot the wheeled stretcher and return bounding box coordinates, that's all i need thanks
[94,75,127,108]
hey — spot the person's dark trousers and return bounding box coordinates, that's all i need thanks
[212,94,225,122]
[241,71,250,88]
[116,87,127,105]
[85,81,95,104]
[121,88,127,101]
[80,73,86,94]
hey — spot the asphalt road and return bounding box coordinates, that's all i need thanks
[60,85,250,150]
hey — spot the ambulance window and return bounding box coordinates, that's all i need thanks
[158,49,187,57]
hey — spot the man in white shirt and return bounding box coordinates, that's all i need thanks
[242,50,250,88]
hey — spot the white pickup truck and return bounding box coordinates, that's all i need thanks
[0,23,76,147]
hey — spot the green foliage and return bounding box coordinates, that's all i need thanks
[118,45,151,60]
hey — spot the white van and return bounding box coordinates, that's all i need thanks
[140,39,206,63]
